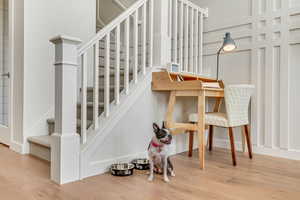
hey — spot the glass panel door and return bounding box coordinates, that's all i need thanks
[0,0,10,145]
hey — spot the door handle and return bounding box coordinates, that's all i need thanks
[1,72,10,78]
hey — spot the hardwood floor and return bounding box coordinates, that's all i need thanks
[1,144,300,200]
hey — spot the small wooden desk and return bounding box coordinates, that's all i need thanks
[152,71,224,169]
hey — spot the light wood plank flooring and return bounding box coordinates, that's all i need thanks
[1,144,300,200]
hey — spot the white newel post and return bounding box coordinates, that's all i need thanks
[153,0,171,66]
[50,35,82,184]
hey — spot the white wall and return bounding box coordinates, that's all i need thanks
[20,0,96,152]
[192,0,300,157]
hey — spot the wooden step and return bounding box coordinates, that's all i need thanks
[86,86,124,102]
[99,69,133,77]
[98,65,145,74]
[99,40,149,48]
[76,102,104,121]
[47,118,93,135]
[28,135,51,162]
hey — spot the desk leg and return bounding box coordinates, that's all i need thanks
[197,91,205,169]
[213,98,223,112]
[165,91,176,128]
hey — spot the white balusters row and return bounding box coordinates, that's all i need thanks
[170,0,208,74]
[77,0,153,144]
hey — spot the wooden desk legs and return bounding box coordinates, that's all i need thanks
[165,90,206,169]
[197,91,206,169]
[166,91,176,128]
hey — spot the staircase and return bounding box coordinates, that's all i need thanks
[27,0,208,184]
[28,0,152,161]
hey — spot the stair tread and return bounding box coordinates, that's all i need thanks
[77,102,104,107]
[86,85,124,90]
[98,67,138,72]
[28,135,51,148]
[47,118,93,128]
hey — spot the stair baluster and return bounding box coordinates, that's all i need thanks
[170,0,208,74]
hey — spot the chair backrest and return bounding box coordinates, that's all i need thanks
[224,84,255,127]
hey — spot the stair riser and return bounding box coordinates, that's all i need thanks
[77,105,104,121]
[99,47,149,56]
[86,89,115,102]
[98,68,146,79]
[87,88,125,102]
[99,41,148,48]
[98,75,131,86]
[98,55,148,67]
[99,49,125,58]
[48,123,83,135]
[29,143,51,162]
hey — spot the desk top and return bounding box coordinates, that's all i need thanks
[152,71,225,93]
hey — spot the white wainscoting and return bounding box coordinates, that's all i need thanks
[195,0,300,158]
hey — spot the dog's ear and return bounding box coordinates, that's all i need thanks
[153,123,160,133]
[162,121,166,129]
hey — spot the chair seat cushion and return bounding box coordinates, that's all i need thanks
[189,112,230,127]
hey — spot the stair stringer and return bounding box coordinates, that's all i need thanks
[80,67,158,179]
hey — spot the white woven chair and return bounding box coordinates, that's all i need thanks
[188,84,255,166]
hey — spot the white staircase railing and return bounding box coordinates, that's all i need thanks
[49,0,206,184]
[78,0,153,144]
[169,0,208,74]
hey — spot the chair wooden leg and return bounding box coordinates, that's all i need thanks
[244,125,253,159]
[188,131,194,157]
[208,125,213,151]
[228,127,237,166]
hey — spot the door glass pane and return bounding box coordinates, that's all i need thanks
[0,0,8,126]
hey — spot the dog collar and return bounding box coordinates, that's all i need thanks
[151,140,163,148]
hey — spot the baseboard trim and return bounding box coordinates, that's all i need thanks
[213,138,300,161]
[10,141,25,154]
[84,151,148,179]
[82,137,300,179]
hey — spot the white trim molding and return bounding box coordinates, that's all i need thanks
[214,138,300,161]
[9,140,25,154]
[87,151,148,178]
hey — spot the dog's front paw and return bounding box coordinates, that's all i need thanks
[164,177,170,183]
[148,176,154,182]
[171,171,176,177]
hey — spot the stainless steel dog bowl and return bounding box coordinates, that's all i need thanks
[110,163,135,176]
[132,158,150,170]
